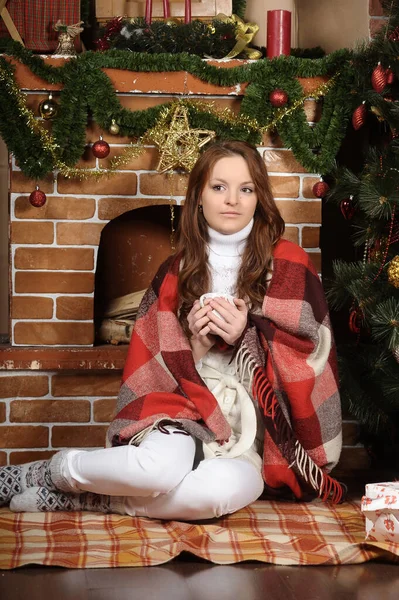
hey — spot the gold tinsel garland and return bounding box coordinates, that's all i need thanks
[387,255,399,288]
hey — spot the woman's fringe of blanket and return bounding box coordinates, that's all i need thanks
[235,345,344,504]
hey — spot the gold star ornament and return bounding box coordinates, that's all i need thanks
[145,103,215,173]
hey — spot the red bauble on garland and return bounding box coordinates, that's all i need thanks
[29,186,47,207]
[92,137,110,159]
[371,63,388,93]
[312,180,329,198]
[349,307,363,335]
[352,103,367,130]
[386,68,395,85]
[269,89,288,108]
[340,197,356,220]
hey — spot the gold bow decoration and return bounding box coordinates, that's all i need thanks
[216,14,262,60]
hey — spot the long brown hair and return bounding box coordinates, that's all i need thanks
[175,140,285,331]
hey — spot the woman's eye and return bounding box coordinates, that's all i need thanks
[242,187,254,194]
[212,185,224,191]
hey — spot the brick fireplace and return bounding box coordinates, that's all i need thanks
[0,57,369,477]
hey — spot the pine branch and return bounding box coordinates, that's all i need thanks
[371,297,399,350]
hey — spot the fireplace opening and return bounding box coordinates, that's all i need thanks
[94,204,182,345]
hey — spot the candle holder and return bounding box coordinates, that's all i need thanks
[267,10,291,59]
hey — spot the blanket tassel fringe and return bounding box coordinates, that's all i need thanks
[236,346,344,504]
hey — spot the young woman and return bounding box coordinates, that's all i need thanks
[0,141,344,518]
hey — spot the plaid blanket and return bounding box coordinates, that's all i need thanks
[1,500,398,568]
[0,0,80,51]
[107,239,343,503]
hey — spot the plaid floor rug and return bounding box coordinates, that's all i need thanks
[0,499,398,569]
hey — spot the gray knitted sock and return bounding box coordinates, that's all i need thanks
[20,450,75,493]
[0,466,22,507]
[0,450,76,507]
[10,487,126,515]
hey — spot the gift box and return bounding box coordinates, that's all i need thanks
[361,482,399,543]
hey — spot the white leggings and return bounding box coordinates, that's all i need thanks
[62,427,264,521]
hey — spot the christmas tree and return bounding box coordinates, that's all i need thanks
[327,1,399,466]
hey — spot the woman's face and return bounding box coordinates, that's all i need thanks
[200,155,258,235]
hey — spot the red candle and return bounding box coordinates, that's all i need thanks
[145,0,152,24]
[267,10,291,58]
[184,0,191,24]
[163,0,170,18]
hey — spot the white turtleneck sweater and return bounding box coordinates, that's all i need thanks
[196,218,264,471]
[207,218,253,295]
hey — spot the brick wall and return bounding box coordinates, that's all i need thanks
[0,58,371,477]
[369,0,388,37]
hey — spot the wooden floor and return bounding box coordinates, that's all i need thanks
[1,560,398,600]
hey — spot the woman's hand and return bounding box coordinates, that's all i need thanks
[206,297,248,345]
[187,300,216,362]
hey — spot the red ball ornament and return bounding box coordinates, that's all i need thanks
[386,68,395,85]
[269,89,288,108]
[340,197,356,220]
[29,186,47,207]
[312,181,329,198]
[371,63,388,93]
[92,137,110,159]
[349,308,363,335]
[352,103,367,130]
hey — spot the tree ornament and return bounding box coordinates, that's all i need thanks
[394,346,399,364]
[371,63,388,93]
[386,68,395,85]
[29,186,47,207]
[145,103,215,173]
[92,136,110,159]
[109,119,120,135]
[352,103,367,130]
[340,196,356,220]
[388,26,399,41]
[38,93,58,120]
[269,89,288,108]
[53,20,84,56]
[312,180,329,198]
[349,307,363,334]
[387,255,399,288]
[370,105,384,122]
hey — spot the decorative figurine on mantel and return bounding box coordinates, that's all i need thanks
[53,20,84,56]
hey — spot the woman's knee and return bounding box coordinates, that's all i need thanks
[183,459,264,519]
[129,430,196,494]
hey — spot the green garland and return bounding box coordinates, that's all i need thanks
[0,40,354,179]
[100,18,239,57]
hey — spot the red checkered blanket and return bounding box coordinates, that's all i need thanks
[0,0,80,51]
[107,240,343,503]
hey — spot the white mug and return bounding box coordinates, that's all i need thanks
[199,293,235,321]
